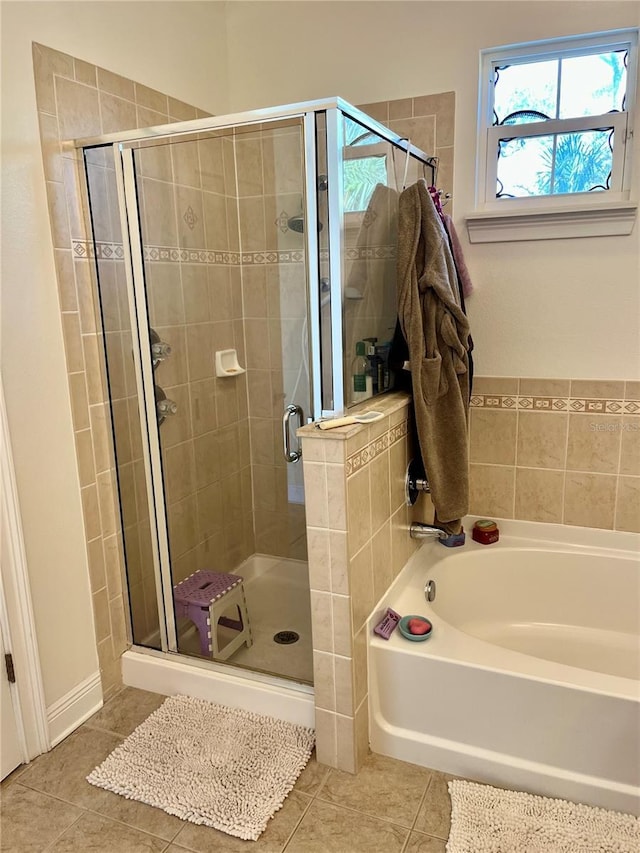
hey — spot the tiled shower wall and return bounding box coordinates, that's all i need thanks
[33,42,212,697]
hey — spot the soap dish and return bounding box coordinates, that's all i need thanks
[398,615,432,642]
[215,349,246,377]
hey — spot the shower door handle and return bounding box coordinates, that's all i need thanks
[283,404,304,463]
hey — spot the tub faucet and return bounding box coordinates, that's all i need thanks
[410,523,449,541]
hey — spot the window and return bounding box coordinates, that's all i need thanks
[469,29,638,241]
[343,116,393,214]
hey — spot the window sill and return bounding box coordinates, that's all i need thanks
[466,201,638,243]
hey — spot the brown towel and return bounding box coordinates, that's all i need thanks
[397,180,471,531]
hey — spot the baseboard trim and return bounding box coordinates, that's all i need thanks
[47,671,103,747]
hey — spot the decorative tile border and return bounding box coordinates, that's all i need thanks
[346,419,407,477]
[345,245,397,261]
[72,240,305,266]
[470,394,639,416]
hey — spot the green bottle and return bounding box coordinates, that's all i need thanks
[351,341,371,403]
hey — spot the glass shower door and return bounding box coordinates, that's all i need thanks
[114,118,315,683]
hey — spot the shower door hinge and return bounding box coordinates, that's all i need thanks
[5,653,15,683]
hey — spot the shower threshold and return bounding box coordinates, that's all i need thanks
[122,645,315,728]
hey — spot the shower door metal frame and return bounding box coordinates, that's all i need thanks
[77,97,435,664]
[106,111,324,658]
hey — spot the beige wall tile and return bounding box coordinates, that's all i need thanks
[314,709,337,767]
[517,412,567,469]
[566,414,622,474]
[329,530,349,595]
[388,117,436,161]
[310,590,333,652]
[74,428,95,488]
[370,451,391,533]
[469,464,515,519]
[92,588,111,642]
[349,542,374,634]
[303,462,328,528]
[371,520,393,604]
[519,379,570,397]
[390,505,413,578]
[89,403,112,474]
[168,97,198,121]
[615,477,640,533]
[624,381,640,400]
[564,472,617,529]
[334,654,354,716]
[55,77,102,140]
[389,436,408,513]
[470,409,517,465]
[135,83,167,114]
[46,180,71,249]
[86,537,107,593]
[54,249,78,311]
[100,92,138,134]
[313,651,335,711]
[140,178,178,246]
[471,377,519,396]
[327,465,347,530]
[356,101,388,122]
[347,467,371,557]
[81,483,101,541]
[620,418,640,476]
[332,594,352,657]
[61,312,84,373]
[82,334,107,405]
[570,380,624,399]
[68,372,90,431]
[514,468,564,524]
[355,698,370,772]
[307,527,331,592]
[33,43,74,114]
[389,98,412,120]
[97,67,135,101]
[336,714,356,773]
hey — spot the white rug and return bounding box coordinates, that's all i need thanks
[447,780,640,853]
[87,695,315,841]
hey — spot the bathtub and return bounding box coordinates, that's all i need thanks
[368,517,640,815]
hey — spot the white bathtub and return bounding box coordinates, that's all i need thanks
[368,518,640,815]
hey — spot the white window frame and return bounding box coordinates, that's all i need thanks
[468,28,639,242]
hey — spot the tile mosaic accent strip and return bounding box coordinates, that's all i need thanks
[346,419,408,477]
[345,245,397,261]
[72,240,305,265]
[470,394,639,416]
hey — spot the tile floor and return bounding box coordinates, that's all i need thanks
[1,687,453,852]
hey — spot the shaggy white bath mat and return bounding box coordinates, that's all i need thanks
[447,780,639,853]
[87,694,315,841]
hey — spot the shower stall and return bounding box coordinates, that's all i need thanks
[77,98,434,714]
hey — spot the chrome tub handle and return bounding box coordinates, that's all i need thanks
[283,404,304,463]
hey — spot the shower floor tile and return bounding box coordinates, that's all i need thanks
[177,555,313,684]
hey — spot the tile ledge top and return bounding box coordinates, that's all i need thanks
[298,391,411,439]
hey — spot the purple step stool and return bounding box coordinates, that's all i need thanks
[173,570,252,660]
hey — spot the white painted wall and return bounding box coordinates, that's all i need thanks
[225,1,640,379]
[0,0,227,716]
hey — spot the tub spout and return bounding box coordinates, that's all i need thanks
[410,523,449,541]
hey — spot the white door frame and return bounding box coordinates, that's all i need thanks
[0,377,50,763]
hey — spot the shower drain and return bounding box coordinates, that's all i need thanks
[273,630,299,645]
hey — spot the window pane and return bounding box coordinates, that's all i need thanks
[552,130,612,193]
[497,129,613,197]
[343,156,388,211]
[493,60,558,124]
[559,51,627,118]
[496,134,551,197]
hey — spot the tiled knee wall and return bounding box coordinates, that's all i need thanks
[299,392,428,772]
[301,377,639,773]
